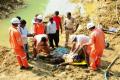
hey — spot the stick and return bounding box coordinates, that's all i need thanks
[104,55,120,80]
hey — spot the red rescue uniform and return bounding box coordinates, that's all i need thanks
[33,22,45,35]
[9,26,29,68]
[89,28,105,70]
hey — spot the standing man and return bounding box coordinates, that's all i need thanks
[33,15,46,35]
[18,20,34,60]
[83,22,105,70]
[46,17,57,49]
[64,12,77,47]
[9,18,32,70]
[53,11,62,46]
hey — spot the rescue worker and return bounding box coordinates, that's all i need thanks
[33,15,46,35]
[63,35,90,64]
[70,35,90,53]
[32,14,39,24]
[33,34,50,60]
[9,18,33,70]
[64,12,78,47]
[53,11,62,46]
[83,22,105,70]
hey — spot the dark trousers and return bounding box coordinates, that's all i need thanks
[48,33,58,48]
[56,30,59,44]
[24,44,29,60]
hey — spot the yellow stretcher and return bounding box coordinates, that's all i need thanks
[71,60,87,66]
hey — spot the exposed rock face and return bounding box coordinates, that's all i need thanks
[70,0,120,29]
[0,0,24,19]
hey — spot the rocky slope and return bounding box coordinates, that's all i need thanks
[0,0,24,19]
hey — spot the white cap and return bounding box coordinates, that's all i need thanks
[36,15,43,20]
[11,18,20,24]
[70,35,76,42]
[87,22,95,29]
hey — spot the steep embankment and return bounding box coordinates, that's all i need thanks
[0,0,24,19]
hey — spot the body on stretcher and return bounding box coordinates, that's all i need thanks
[62,48,88,66]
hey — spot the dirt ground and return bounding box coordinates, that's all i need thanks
[0,0,120,80]
[0,32,120,80]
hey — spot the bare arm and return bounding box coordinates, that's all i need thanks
[83,39,93,46]
[70,42,81,54]
[70,42,76,52]
[72,44,80,53]
[82,33,95,46]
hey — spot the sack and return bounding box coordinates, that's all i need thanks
[51,47,69,58]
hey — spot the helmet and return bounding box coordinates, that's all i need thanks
[36,15,43,20]
[87,22,95,29]
[11,18,20,24]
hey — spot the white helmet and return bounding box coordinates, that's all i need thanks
[87,22,95,29]
[70,35,77,42]
[11,18,20,24]
[36,15,43,20]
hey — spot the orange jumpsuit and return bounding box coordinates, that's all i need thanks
[33,22,45,35]
[89,28,105,70]
[9,26,29,68]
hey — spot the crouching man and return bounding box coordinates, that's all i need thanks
[32,34,50,60]
[58,34,90,66]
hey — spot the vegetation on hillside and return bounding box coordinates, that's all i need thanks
[0,0,24,19]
